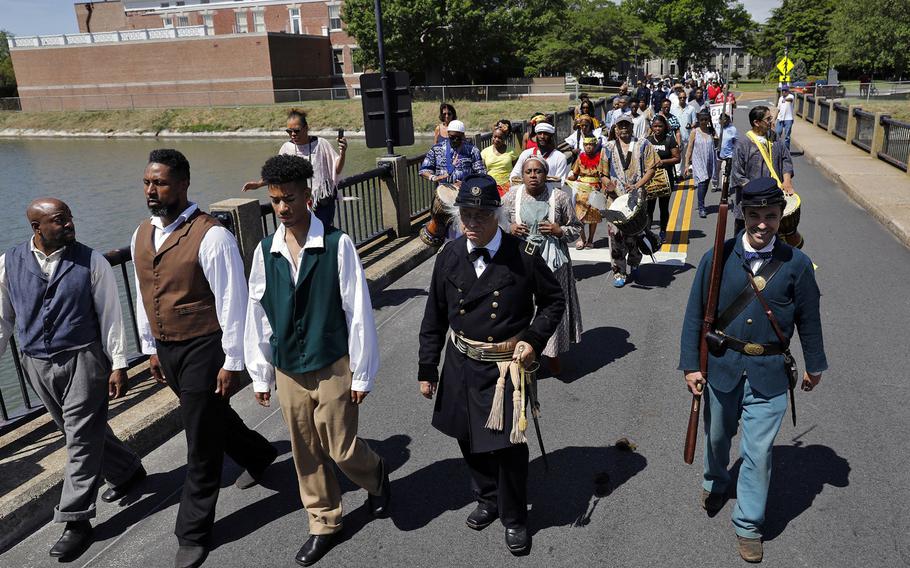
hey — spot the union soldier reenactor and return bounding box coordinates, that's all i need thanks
[418,174,565,555]
[679,177,827,563]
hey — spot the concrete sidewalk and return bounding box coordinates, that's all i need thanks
[792,119,910,249]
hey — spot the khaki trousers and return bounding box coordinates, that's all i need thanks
[276,356,382,535]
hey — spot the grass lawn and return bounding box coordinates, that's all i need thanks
[837,99,910,122]
[0,99,585,135]
[733,80,777,94]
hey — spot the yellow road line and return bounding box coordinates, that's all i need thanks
[661,182,686,252]
[678,181,696,254]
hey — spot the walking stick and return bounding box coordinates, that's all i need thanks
[517,346,549,471]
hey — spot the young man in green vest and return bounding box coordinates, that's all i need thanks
[244,155,390,567]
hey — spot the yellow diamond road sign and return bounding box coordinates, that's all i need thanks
[777,57,794,76]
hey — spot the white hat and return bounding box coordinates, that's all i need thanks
[447,120,466,133]
[534,122,555,134]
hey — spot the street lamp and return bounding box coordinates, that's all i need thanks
[631,34,642,83]
[783,32,793,87]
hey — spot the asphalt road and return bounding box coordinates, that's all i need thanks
[4,108,910,568]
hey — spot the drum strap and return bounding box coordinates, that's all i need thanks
[747,131,783,189]
[714,257,784,332]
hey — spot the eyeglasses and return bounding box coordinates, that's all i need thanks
[286,128,304,135]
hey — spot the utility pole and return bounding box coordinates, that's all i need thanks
[781,32,793,89]
[374,0,395,155]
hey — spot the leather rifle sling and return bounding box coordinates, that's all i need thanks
[713,258,784,332]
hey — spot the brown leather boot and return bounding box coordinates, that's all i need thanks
[736,535,763,563]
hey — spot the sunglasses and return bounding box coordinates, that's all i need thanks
[286,127,305,135]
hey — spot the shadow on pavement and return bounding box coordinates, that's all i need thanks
[94,465,188,542]
[373,287,428,309]
[211,435,412,549]
[529,445,647,534]
[630,262,694,290]
[573,261,612,281]
[551,327,636,384]
[762,443,850,541]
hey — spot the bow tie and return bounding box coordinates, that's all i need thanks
[743,251,773,261]
[468,248,491,263]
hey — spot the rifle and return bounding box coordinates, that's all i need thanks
[684,157,731,465]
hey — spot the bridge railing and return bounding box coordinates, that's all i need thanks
[0,247,147,436]
[852,109,876,152]
[795,93,805,118]
[817,100,831,130]
[806,95,816,121]
[878,116,910,171]
[832,103,849,139]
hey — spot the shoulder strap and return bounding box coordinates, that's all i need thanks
[746,131,783,189]
[714,258,784,332]
[747,270,790,348]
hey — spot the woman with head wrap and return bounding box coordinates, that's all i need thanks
[502,155,583,375]
[565,114,603,158]
[567,136,609,249]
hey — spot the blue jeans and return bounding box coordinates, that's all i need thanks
[696,180,710,211]
[703,377,788,539]
[776,120,793,150]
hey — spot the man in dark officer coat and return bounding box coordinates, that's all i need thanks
[679,177,827,563]
[418,174,565,555]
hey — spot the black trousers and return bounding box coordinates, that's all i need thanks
[457,439,529,529]
[647,195,672,232]
[157,332,275,546]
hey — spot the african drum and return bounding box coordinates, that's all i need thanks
[607,190,649,236]
[779,193,803,249]
[419,183,459,248]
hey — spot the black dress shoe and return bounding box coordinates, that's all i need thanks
[174,544,209,568]
[235,446,279,490]
[504,526,531,555]
[295,534,336,567]
[465,505,498,531]
[366,459,392,518]
[101,465,147,503]
[49,520,93,559]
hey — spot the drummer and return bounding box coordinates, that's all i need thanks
[605,115,659,288]
[510,122,570,183]
[420,119,487,186]
[566,136,609,249]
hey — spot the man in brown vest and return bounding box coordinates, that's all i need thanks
[131,149,277,568]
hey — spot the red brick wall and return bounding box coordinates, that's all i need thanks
[11,33,334,111]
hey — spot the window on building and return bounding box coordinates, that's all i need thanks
[328,5,342,31]
[351,48,363,73]
[177,15,189,27]
[289,8,302,34]
[201,0,209,3]
[162,16,174,28]
[160,2,169,7]
[176,1,185,6]
[253,10,265,32]
[203,13,214,34]
[235,11,248,33]
[333,48,344,75]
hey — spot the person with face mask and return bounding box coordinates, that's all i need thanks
[419,119,487,185]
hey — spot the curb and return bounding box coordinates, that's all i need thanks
[792,138,910,250]
[0,237,433,553]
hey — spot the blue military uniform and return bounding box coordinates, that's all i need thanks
[678,178,827,541]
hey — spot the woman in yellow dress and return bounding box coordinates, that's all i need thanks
[566,136,610,249]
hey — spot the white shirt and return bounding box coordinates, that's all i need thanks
[465,227,503,278]
[742,233,777,274]
[244,217,380,393]
[510,148,570,181]
[0,237,128,369]
[130,203,248,371]
[777,94,794,121]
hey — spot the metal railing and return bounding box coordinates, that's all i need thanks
[0,247,147,436]
[795,93,805,117]
[817,100,830,129]
[406,156,436,218]
[806,95,816,121]
[877,116,910,171]
[832,103,849,139]
[9,26,209,49]
[852,109,876,152]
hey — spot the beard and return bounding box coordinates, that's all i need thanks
[148,201,179,218]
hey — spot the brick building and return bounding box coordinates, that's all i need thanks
[73,0,364,88]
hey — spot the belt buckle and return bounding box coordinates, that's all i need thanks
[744,343,765,356]
[524,240,540,255]
[466,344,483,361]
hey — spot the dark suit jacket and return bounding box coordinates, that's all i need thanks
[678,233,827,397]
[418,231,565,452]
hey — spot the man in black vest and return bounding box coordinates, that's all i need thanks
[418,174,565,555]
[0,198,145,560]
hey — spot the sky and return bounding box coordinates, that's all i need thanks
[0,0,781,37]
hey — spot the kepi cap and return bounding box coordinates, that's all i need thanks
[454,174,501,210]
[741,177,785,208]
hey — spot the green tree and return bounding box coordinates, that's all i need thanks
[521,0,655,78]
[0,30,17,97]
[828,0,910,78]
[623,0,755,72]
[341,0,553,83]
[749,0,835,77]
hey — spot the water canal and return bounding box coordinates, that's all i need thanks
[0,135,427,416]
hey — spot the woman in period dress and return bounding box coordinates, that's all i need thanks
[566,136,609,249]
[502,155,583,375]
